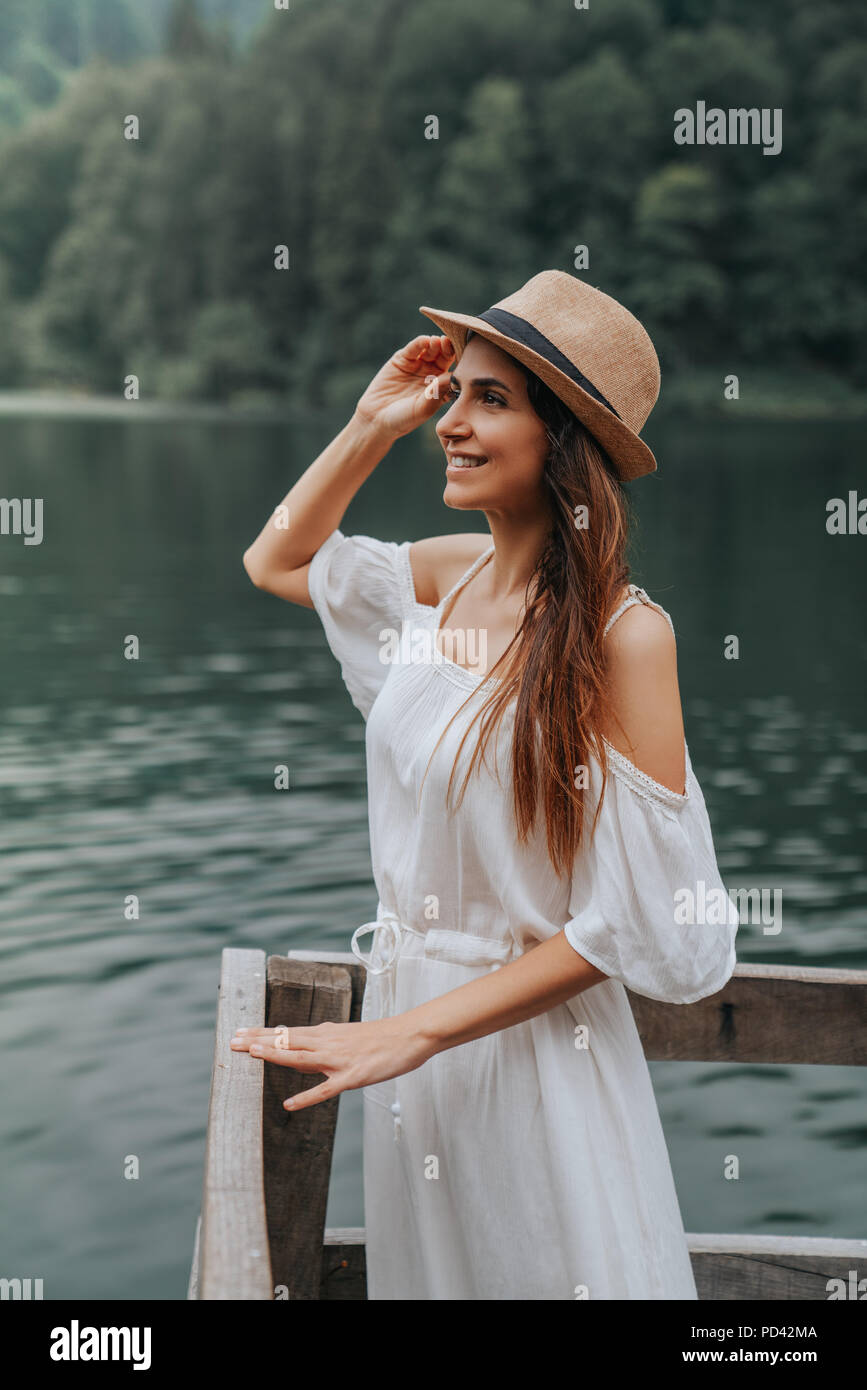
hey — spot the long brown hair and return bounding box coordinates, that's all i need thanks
[420,337,637,878]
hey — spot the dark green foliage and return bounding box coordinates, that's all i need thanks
[0,0,863,406]
[164,0,216,59]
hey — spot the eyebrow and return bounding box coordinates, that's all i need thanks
[449,373,513,394]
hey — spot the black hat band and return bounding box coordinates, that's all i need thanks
[476,306,622,420]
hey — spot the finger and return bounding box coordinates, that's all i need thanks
[231,1026,317,1049]
[396,335,436,361]
[394,336,444,372]
[284,1079,340,1112]
[409,340,438,368]
[428,340,456,375]
[247,1043,329,1071]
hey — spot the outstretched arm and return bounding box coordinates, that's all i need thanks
[232,932,606,1113]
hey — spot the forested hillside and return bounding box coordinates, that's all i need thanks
[0,0,864,410]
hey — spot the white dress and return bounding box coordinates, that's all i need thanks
[307,528,738,1300]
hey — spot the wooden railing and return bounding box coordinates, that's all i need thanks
[188,949,867,1300]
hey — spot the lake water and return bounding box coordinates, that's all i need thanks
[0,405,865,1299]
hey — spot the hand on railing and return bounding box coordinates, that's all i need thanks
[230,1017,433,1113]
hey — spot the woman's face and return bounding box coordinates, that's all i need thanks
[435,335,550,514]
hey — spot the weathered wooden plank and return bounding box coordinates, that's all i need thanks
[323,1226,366,1242]
[315,1231,867,1301]
[688,1233,867,1300]
[630,963,867,1064]
[198,948,272,1301]
[287,949,365,1022]
[288,950,358,966]
[264,957,354,1300]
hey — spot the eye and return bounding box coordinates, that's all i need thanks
[444,386,506,406]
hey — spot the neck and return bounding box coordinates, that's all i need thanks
[480,509,553,601]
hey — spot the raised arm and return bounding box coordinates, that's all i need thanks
[242,335,456,607]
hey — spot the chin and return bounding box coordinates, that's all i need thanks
[443,487,480,510]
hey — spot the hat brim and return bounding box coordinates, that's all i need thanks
[418,305,657,482]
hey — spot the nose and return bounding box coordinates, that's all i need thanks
[435,396,472,445]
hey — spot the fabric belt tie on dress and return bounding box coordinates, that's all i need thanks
[350,907,518,1142]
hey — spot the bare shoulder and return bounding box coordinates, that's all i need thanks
[604,592,676,659]
[407,533,492,607]
[601,598,686,796]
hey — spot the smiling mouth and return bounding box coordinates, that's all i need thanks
[447,454,489,470]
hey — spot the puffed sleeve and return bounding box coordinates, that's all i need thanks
[306,527,410,721]
[563,743,738,1004]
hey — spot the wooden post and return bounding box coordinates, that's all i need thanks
[287,948,365,1021]
[320,1228,367,1300]
[196,948,273,1300]
[263,956,354,1299]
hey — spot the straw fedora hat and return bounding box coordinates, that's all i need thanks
[419,269,661,481]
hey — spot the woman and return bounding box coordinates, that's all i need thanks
[236,269,738,1299]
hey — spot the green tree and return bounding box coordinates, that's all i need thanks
[0,109,84,296]
[629,164,726,362]
[0,1,30,72]
[36,112,148,384]
[164,0,214,59]
[10,39,64,106]
[425,78,533,311]
[538,49,654,274]
[85,0,148,63]
[0,76,29,132]
[38,0,83,67]
[154,298,281,401]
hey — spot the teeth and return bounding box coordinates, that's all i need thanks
[449,456,487,468]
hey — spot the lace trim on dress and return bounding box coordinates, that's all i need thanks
[603,738,690,809]
[603,584,676,638]
[396,542,427,614]
[430,659,500,696]
[397,541,499,692]
[436,543,496,614]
